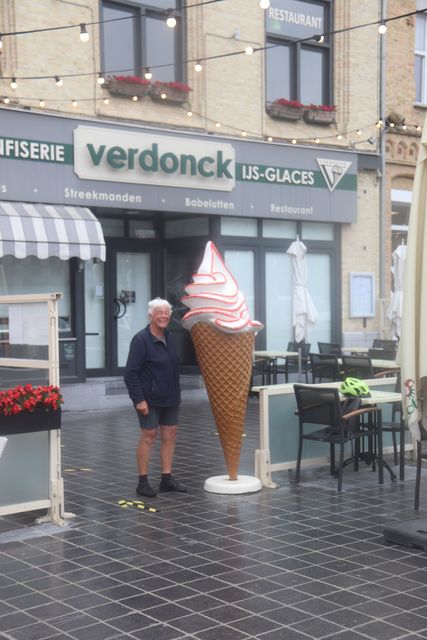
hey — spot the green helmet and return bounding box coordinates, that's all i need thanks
[340,377,371,397]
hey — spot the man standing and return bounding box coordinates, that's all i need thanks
[124,298,187,497]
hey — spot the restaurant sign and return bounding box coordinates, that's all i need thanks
[0,109,359,223]
[266,0,325,39]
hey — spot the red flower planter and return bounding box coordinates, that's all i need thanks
[0,407,61,436]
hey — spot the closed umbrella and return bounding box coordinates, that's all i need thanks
[397,122,427,441]
[287,239,318,379]
[387,243,407,339]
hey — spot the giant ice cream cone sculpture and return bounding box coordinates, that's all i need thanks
[181,241,263,481]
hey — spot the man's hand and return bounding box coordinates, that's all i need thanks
[136,400,149,415]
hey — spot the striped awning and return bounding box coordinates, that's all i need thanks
[0,201,106,261]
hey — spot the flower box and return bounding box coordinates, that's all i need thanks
[105,76,151,98]
[268,101,304,121]
[0,407,61,436]
[150,82,191,104]
[303,108,336,125]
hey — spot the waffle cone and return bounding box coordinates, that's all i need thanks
[190,323,254,480]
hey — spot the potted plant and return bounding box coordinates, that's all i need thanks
[303,103,337,125]
[150,81,192,104]
[105,75,151,98]
[0,384,63,436]
[268,98,305,121]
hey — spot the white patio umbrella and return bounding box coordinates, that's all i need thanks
[386,243,407,339]
[397,121,427,441]
[286,239,318,379]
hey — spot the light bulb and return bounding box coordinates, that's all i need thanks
[80,23,89,42]
[10,78,17,90]
[160,92,167,99]
[259,0,270,8]
[54,76,63,87]
[72,100,78,107]
[39,99,45,107]
[132,95,138,101]
[3,97,10,104]
[378,21,387,35]
[187,111,193,117]
[215,122,221,128]
[337,134,342,140]
[356,129,362,136]
[315,138,320,144]
[241,131,247,137]
[0,35,3,50]
[103,98,109,104]
[97,74,105,85]
[245,46,254,55]
[144,68,152,80]
[315,34,325,43]
[194,61,203,73]
[291,138,297,144]
[267,136,273,142]
[166,10,176,28]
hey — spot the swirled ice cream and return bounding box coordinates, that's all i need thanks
[181,241,263,334]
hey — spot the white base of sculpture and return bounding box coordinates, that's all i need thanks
[203,475,262,495]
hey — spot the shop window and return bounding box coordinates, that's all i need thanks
[102,0,184,83]
[416,1,427,103]
[129,220,156,239]
[265,0,331,106]
[301,222,334,240]
[262,220,297,238]
[220,217,258,237]
[164,217,209,238]
[99,218,124,237]
[224,251,255,319]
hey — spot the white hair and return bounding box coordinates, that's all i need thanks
[148,297,172,317]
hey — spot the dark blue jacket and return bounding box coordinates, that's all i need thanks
[124,326,181,407]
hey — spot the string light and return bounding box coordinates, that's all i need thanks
[378,21,387,34]
[376,119,384,128]
[245,46,254,55]
[356,129,362,136]
[314,34,325,43]
[215,122,221,128]
[187,111,193,117]
[315,138,320,144]
[132,95,138,101]
[0,35,3,49]
[241,131,247,136]
[79,23,89,42]
[39,99,45,107]
[144,68,152,80]
[3,97,10,104]
[97,74,105,85]
[337,134,342,140]
[10,78,17,90]
[259,0,270,8]
[103,97,109,104]
[71,99,78,107]
[194,61,203,72]
[54,76,63,86]
[292,139,297,144]
[267,136,273,142]
[166,10,177,29]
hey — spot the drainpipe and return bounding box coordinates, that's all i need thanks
[379,0,387,299]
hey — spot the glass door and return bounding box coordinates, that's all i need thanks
[84,249,152,375]
[115,251,151,369]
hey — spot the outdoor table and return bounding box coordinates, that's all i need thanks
[252,378,409,488]
[254,350,299,384]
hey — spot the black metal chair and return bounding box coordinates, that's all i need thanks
[275,341,311,383]
[318,342,342,357]
[293,384,383,492]
[250,357,271,396]
[310,353,342,383]
[368,348,396,361]
[342,355,374,379]
[372,339,398,356]
[415,422,427,510]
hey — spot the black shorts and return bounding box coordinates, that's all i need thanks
[136,405,179,429]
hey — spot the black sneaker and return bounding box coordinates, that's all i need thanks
[159,475,187,493]
[136,478,157,498]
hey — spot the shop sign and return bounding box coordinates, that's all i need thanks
[74,126,235,192]
[266,0,324,39]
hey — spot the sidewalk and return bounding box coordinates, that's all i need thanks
[1,397,427,640]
